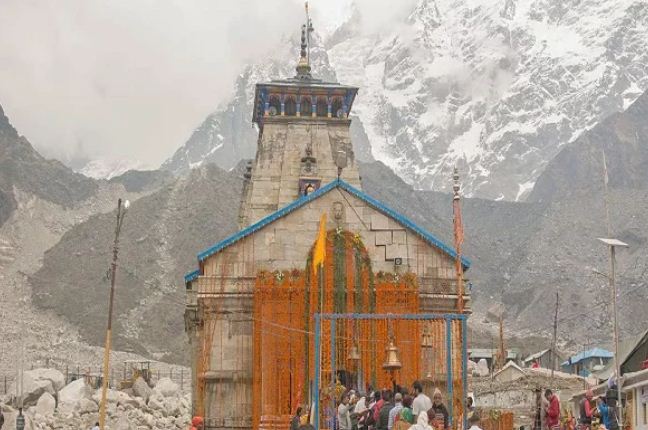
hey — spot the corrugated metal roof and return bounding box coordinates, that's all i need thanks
[562,347,613,366]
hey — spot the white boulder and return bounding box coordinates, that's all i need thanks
[114,415,137,430]
[78,397,98,414]
[153,377,179,398]
[34,392,56,416]
[26,368,66,392]
[476,359,490,376]
[147,392,165,412]
[58,378,93,413]
[132,377,152,402]
[92,388,119,404]
[9,372,54,407]
[116,391,140,409]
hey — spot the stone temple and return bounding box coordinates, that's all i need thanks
[184,22,471,430]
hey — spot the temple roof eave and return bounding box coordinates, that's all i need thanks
[185,179,471,281]
[251,82,359,125]
[256,80,359,90]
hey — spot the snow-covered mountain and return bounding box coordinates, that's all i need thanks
[163,0,648,201]
[328,0,648,200]
[78,158,151,180]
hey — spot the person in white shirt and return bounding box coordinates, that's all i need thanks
[467,414,483,430]
[355,395,368,414]
[411,381,432,418]
[338,394,353,430]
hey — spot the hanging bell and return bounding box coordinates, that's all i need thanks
[382,340,402,371]
[421,324,433,349]
[348,344,361,362]
[421,334,433,349]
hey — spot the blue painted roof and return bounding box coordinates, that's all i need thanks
[192,178,471,273]
[184,269,200,284]
[562,348,613,366]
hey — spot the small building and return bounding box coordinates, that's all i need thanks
[523,348,564,370]
[469,348,520,371]
[562,348,613,376]
[493,361,526,382]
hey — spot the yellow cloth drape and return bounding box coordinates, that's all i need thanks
[312,213,327,268]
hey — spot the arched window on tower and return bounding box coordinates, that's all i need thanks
[268,95,281,116]
[284,96,297,116]
[331,97,345,118]
[301,97,312,117]
[316,96,328,117]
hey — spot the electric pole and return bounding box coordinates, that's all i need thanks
[600,150,627,430]
[497,314,506,370]
[99,198,129,429]
[551,290,559,380]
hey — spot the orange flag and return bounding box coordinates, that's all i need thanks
[312,213,327,268]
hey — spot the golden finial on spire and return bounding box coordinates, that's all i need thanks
[295,2,313,79]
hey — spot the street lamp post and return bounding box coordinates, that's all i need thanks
[99,199,129,429]
[597,237,628,430]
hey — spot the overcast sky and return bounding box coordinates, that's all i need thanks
[0,0,356,168]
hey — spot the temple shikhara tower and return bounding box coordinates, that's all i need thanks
[185,15,471,430]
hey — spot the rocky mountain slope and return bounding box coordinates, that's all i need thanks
[529,89,648,202]
[31,165,243,362]
[163,0,648,202]
[0,104,98,227]
[0,104,177,373]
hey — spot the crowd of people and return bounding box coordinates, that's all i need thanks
[576,388,620,430]
[535,383,621,430]
[292,380,482,430]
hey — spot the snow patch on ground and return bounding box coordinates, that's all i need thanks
[516,180,536,201]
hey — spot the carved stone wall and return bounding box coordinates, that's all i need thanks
[240,119,361,227]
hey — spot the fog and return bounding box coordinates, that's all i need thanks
[0,0,365,168]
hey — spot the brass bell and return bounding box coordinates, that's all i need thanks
[348,344,361,362]
[421,326,433,349]
[421,336,433,349]
[382,340,402,371]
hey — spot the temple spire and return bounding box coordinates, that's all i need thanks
[295,3,313,80]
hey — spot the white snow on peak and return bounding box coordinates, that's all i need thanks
[78,159,151,180]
